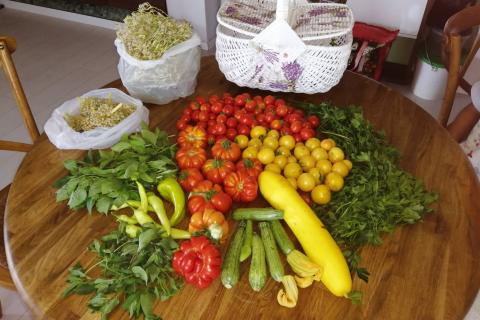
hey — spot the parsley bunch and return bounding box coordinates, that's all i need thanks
[64,224,183,320]
[299,102,438,281]
[55,125,177,213]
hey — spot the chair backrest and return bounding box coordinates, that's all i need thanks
[0,36,40,152]
[438,5,480,127]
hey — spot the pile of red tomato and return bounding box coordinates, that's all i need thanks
[175,93,321,233]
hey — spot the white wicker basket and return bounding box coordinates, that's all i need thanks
[216,0,354,93]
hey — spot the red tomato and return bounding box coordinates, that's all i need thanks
[274,98,285,107]
[198,111,209,122]
[236,158,263,178]
[182,108,192,116]
[212,139,241,162]
[264,111,276,123]
[208,95,220,104]
[200,103,211,113]
[239,114,254,126]
[178,168,204,192]
[293,133,303,143]
[207,124,216,135]
[206,134,216,146]
[224,171,258,202]
[264,95,275,105]
[235,95,246,107]
[253,95,263,102]
[176,120,188,131]
[210,192,232,214]
[202,159,235,184]
[286,113,302,124]
[290,120,303,133]
[187,195,213,215]
[223,92,232,99]
[307,115,320,128]
[302,122,313,129]
[215,135,227,142]
[300,128,315,140]
[177,126,207,148]
[224,96,234,105]
[189,101,200,110]
[214,123,227,136]
[208,119,216,127]
[192,180,222,193]
[294,109,305,117]
[226,128,237,141]
[270,119,283,130]
[237,124,250,135]
[257,102,266,111]
[179,114,191,122]
[216,114,227,124]
[276,104,288,117]
[223,104,234,116]
[211,102,223,114]
[195,96,206,104]
[256,113,266,123]
[226,117,238,128]
[280,125,292,135]
[197,121,207,129]
[245,100,257,112]
[176,147,207,169]
[234,109,245,121]
[191,110,200,121]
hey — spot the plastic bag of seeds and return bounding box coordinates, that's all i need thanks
[44,88,149,150]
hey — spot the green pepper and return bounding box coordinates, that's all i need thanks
[148,194,171,235]
[126,200,155,212]
[136,181,148,213]
[164,228,191,239]
[157,178,185,227]
[126,225,142,238]
[116,214,138,225]
[133,209,154,225]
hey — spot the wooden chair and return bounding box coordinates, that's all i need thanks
[0,36,40,316]
[438,4,480,127]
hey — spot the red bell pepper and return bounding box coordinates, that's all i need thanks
[172,236,222,289]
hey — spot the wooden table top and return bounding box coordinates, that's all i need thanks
[5,56,480,320]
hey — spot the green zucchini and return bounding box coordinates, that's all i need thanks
[270,220,295,255]
[233,208,283,221]
[240,220,253,262]
[249,233,266,291]
[221,220,246,289]
[259,222,284,282]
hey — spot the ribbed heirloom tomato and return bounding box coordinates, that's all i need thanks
[177,168,204,192]
[224,171,258,202]
[176,147,207,169]
[236,158,263,178]
[211,139,241,162]
[202,159,235,184]
[177,126,207,148]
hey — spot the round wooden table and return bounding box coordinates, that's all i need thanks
[5,57,480,320]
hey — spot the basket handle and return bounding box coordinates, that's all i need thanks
[275,0,309,22]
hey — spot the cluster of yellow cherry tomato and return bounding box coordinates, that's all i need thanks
[234,126,352,205]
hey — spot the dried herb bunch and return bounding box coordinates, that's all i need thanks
[117,2,192,60]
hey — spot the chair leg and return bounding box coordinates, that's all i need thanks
[439,35,462,127]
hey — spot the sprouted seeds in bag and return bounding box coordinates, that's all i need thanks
[116,2,192,60]
[65,96,136,132]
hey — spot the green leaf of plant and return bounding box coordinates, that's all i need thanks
[111,141,131,152]
[141,128,158,145]
[132,266,148,284]
[64,160,78,172]
[347,291,363,305]
[68,188,87,208]
[140,292,154,317]
[100,296,119,317]
[138,228,158,252]
[96,197,112,214]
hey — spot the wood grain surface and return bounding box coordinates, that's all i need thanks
[5,56,480,320]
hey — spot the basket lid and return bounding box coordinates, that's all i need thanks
[217,0,354,41]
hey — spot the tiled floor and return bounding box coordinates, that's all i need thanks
[0,6,480,320]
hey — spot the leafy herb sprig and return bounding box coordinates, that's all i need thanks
[64,224,183,320]
[55,124,177,213]
[299,103,438,282]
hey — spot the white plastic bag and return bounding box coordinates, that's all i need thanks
[115,32,202,105]
[44,88,149,150]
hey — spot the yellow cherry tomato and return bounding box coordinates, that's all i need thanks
[257,147,275,164]
[243,146,258,159]
[263,136,279,150]
[274,155,288,169]
[311,147,329,161]
[320,138,336,151]
[299,155,316,171]
[287,156,298,163]
[328,147,345,163]
[283,162,302,178]
[267,129,280,139]
[276,146,291,157]
[265,163,281,174]
[343,159,353,171]
[248,137,263,149]
[316,159,332,175]
[279,135,296,150]
[308,168,322,184]
[297,173,316,192]
[294,145,310,159]
[325,172,344,192]
[305,138,321,151]
[286,177,297,190]
[235,135,249,149]
[332,161,349,177]
[250,126,267,139]
[311,185,331,205]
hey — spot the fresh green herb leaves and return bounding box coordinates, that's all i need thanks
[64,224,183,319]
[55,124,177,213]
[299,103,438,282]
